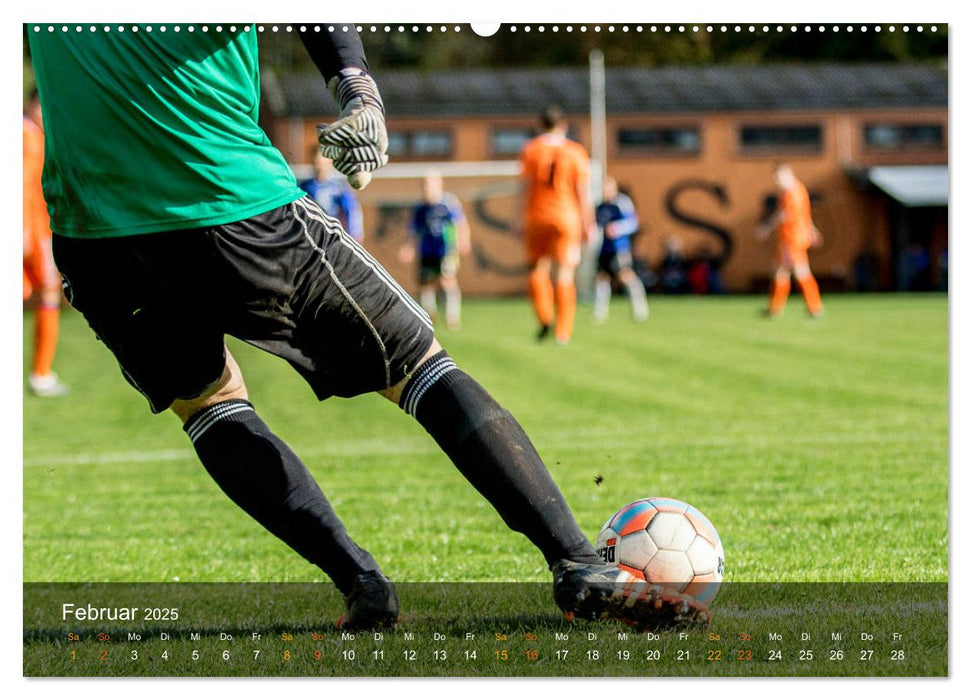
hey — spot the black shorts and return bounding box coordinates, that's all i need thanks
[418,252,459,284]
[53,196,435,413]
[597,248,634,276]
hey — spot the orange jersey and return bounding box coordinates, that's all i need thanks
[777,180,813,251]
[24,116,58,298]
[519,133,590,234]
[24,117,51,242]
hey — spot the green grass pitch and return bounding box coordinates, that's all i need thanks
[22,294,948,676]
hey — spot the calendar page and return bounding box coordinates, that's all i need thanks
[24,582,946,676]
[21,17,949,683]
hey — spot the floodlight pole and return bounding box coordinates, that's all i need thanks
[579,49,608,298]
[589,49,607,195]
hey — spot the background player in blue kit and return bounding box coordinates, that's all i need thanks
[399,171,471,330]
[299,147,365,242]
[593,176,649,323]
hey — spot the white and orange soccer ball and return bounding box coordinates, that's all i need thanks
[595,497,725,606]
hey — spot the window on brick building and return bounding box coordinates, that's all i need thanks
[864,124,944,149]
[491,127,535,157]
[739,125,822,152]
[617,127,701,154]
[386,129,454,159]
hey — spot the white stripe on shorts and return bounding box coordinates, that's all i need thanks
[291,200,395,386]
[293,196,432,330]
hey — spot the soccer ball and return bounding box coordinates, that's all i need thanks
[595,497,725,605]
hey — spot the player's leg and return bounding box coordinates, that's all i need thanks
[275,197,695,627]
[593,272,611,324]
[553,259,578,345]
[417,257,439,322]
[380,341,602,568]
[27,236,68,397]
[528,256,555,340]
[767,268,791,316]
[23,264,33,303]
[767,247,793,319]
[382,342,705,627]
[440,273,461,330]
[272,199,600,569]
[31,288,65,393]
[419,282,438,322]
[53,227,393,629]
[593,249,612,325]
[617,259,649,322]
[793,260,824,317]
[526,224,556,339]
[171,349,393,626]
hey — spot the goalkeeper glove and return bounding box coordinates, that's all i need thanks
[317,68,388,190]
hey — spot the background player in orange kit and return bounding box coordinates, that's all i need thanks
[23,88,68,397]
[519,106,595,345]
[757,163,824,318]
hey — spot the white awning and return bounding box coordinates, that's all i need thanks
[868,165,949,207]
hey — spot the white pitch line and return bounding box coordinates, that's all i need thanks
[24,430,944,468]
[23,439,440,468]
[23,428,943,469]
[23,449,195,467]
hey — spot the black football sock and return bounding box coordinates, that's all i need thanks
[184,400,380,594]
[400,351,602,567]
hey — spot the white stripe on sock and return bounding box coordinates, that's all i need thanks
[187,403,254,443]
[403,357,457,416]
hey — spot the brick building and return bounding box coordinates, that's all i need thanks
[265,62,948,295]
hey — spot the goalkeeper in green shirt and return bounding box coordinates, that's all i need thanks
[29,23,708,631]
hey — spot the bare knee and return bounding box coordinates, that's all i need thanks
[531,258,552,276]
[38,288,62,308]
[378,338,443,405]
[440,275,459,291]
[556,264,576,285]
[170,348,249,424]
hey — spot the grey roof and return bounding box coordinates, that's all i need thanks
[868,165,949,207]
[274,63,947,118]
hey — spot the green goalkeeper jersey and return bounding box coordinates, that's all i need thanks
[28,24,305,238]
